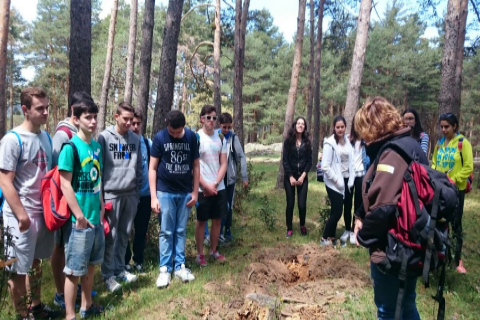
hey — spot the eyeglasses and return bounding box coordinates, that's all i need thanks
[202,115,217,121]
[439,113,454,120]
[221,125,232,130]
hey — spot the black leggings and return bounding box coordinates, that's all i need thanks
[323,178,353,239]
[453,190,465,266]
[284,175,308,230]
[343,176,364,231]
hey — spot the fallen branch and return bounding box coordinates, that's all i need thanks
[282,297,309,304]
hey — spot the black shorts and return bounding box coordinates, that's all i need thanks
[196,189,228,221]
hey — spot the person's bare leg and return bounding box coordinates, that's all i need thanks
[209,219,221,253]
[26,259,42,307]
[64,275,78,320]
[8,274,28,317]
[80,265,95,311]
[195,220,206,255]
[51,245,66,294]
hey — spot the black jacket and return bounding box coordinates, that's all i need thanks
[282,139,313,178]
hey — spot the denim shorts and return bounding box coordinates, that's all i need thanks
[64,223,105,277]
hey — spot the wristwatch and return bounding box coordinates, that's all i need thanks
[214,181,219,188]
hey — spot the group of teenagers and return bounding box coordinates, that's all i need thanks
[0,87,248,320]
[283,97,473,319]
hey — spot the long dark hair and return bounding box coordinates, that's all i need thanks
[286,116,312,151]
[349,115,360,145]
[402,108,424,140]
[332,115,346,144]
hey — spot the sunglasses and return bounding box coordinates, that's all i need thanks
[202,115,217,121]
[221,125,232,130]
[439,113,454,120]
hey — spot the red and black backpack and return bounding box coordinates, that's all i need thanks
[367,139,459,320]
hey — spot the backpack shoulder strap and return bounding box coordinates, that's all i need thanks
[56,126,73,139]
[7,130,23,160]
[458,137,464,166]
[218,131,224,144]
[60,141,80,189]
[43,130,52,148]
[143,136,150,164]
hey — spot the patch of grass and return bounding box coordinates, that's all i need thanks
[1,162,479,319]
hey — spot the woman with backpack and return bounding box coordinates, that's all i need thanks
[344,119,369,246]
[354,96,428,319]
[320,116,355,246]
[432,113,473,274]
[402,108,429,155]
[282,117,312,238]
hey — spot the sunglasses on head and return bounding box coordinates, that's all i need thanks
[203,115,217,121]
[439,113,454,120]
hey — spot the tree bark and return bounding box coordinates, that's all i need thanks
[213,0,221,118]
[233,0,250,150]
[276,0,307,189]
[124,0,138,105]
[438,0,462,121]
[69,0,92,107]
[306,0,314,130]
[152,0,184,135]
[453,0,468,118]
[312,0,325,172]
[137,0,155,135]
[9,50,13,129]
[97,0,118,135]
[343,0,372,133]
[181,58,188,114]
[0,0,11,139]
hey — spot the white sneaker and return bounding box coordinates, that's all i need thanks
[156,266,171,288]
[125,264,132,272]
[174,264,195,282]
[105,276,121,292]
[349,232,356,245]
[133,263,143,272]
[116,270,138,283]
[340,230,350,243]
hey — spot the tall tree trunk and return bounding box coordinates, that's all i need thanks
[233,0,250,149]
[97,0,118,135]
[9,56,13,129]
[438,0,462,122]
[124,0,138,104]
[276,0,307,189]
[137,0,155,134]
[152,0,184,135]
[181,58,188,114]
[213,0,221,118]
[306,0,314,130]
[0,0,11,139]
[312,0,325,172]
[50,44,58,131]
[453,0,468,118]
[69,0,92,107]
[343,0,372,133]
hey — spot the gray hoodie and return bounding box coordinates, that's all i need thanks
[52,118,78,167]
[98,125,142,199]
[225,133,248,186]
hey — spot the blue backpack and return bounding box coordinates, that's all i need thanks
[0,130,51,214]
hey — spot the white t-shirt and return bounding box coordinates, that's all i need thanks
[353,140,364,174]
[336,141,351,178]
[197,129,227,192]
[0,127,52,218]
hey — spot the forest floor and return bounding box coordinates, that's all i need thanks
[1,158,479,319]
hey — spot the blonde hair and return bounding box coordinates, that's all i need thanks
[354,96,403,143]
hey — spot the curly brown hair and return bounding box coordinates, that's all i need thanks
[354,96,403,143]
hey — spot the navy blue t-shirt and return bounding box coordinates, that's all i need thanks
[151,128,199,193]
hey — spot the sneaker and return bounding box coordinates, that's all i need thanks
[125,264,132,272]
[320,238,333,246]
[300,226,307,236]
[340,230,350,243]
[224,228,233,242]
[30,302,64,319]
[156,266,171,288]
[105,276,122,293]
[218,234,226,243]
[204,235,211,246]
[174,264,195,282]
[286,230,293,238]
[209,251,226,263]
[133,263,143,272]
[349,232,356,245]
[456,260,467,274]
[53,293,66,309]
[195,254,208,267]
[116,270,138,283]
[80,303,104,319]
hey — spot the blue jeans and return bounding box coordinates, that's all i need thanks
[370,262,420,320]
[157,191,191,273]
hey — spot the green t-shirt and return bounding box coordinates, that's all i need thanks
[58,135,103,225]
